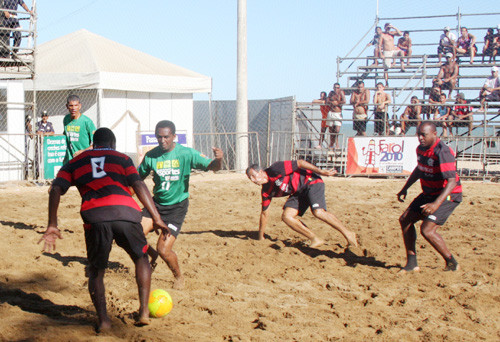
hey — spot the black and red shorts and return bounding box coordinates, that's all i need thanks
[84,221,148,270]
[284,182,327,216]
[408,193,460,225]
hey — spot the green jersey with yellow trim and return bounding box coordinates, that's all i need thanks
[62,114,96,164]
[138,144,212,206]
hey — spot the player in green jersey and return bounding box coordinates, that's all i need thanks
[138,120,223,289]
[63,95,96,163]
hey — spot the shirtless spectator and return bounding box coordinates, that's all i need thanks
[326,83,346,149]
[456,27,477,64]
[373,82,392,136]
[437,26,456,64]
[367,26,383,66]
[313,91,329,148]
[450,93,473,136]
[433,93,452,137]
[350,81,370,136]
[492,25,500,62]
[400,96,422,135]
[479,66,500,112]
[433,52,459,96]
[397,31,412,66]
[424,85,442,120]
[379,23,405,86]
[482,28,496,63]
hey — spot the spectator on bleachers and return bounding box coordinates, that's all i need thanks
[326,83,346,150]
[388,113,402,136]
[491,25,500,63]
[400,96,422,135]
[424,84,442,120]
[379,23,405,86]
[350,81,370,136]
[433,93,453,137]
[482,28,496,63]
[373,82,391,136]
[367,26,383,66]
[456,27,477,64]
[479,66,500,112]
[397,31,412,66]
[450,93,473,136]
[313,91,329,148]
[433,52,459,96]
[437,26,456,64]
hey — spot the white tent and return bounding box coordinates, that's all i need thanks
[25,29,212,157]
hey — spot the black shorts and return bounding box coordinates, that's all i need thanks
[437,46,453,55]
[440,81,453,90]
[84,221,148,270]
[142,198,189,238]
[284,182,327,216]
[408,193,460,225]
[353,119,367,132]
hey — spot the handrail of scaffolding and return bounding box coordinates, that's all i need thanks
[379,11,500,21]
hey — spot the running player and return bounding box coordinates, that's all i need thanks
[397,122,461,273]
[138,120,223,290]
[38,128,168,332]
[246,160,358,248]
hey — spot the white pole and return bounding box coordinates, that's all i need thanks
[236,0,248,171]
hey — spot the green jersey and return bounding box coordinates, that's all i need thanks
[63,114,96,163]
[138,144,212,206]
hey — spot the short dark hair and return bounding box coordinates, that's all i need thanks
[403,31,410,35]
[93,127,116,147]
[334,82,340,87]
[376,82,384,87]
[419,121,437,132]
[155,120,176,135]
[245,163,262,176]
[357,80,365,86]
[410,96,418,101]
[66,94,80,104]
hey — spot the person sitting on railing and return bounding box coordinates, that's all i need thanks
[437,26,457,64]
[325,83,345,150]
[482,28,496,63]
[350,81,370,136]
[456,27,477,64]
[479,66,500,112]
[450,93,473,136]
[313,91,329,149]
[433,93,453,138]
[401,96,422,135]
[367,26,383,66]
[433,52,459,97]
[397,31,412,66]
[373,82,391,136]
[379,23,405,86]
[1,0,33,56]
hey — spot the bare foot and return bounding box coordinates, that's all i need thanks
[96,319,112,333]
[137,315,150,326]
[399,266,420,274]
[345,231,358,248]
[173,276,185,290]
[309,237,325,248]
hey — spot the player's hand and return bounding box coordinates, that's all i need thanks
[322,169,337,177]
[420,202,438,216]
[212,147,223,160]
[152,218,170,240]
[397,189,407,202]
[38,226,63,253]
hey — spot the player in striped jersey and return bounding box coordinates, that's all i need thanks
[39,128,169,332]
[397,122,462,273]
[246,160,358,248]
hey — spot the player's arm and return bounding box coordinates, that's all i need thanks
[206,147,223,171]
[397,167,422,202]
[38,185,64,253]
[132,179,170,238]
[258,207,269,240]
[296,159,336,177]
[421,177,456,215]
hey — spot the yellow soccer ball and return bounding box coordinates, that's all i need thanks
[148,289,173,318]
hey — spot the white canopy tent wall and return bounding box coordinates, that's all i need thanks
[24,29,212,160]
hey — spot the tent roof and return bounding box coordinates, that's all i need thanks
[31,29,211,93]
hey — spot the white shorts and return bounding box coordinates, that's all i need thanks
[383,50,400,68]
[485,92,500,101]
[326,112,342,127]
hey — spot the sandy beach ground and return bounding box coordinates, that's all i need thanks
[0,174,498,341]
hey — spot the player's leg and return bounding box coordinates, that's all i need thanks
[87,266,111,332]
[157,232,184,289]
[399,207,423,272]
[281,206,323,247]
[141,216,159,269]
[312,209,358,247]
[134,255,152,324]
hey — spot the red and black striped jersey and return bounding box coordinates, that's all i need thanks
[52,148,142,224]
[416,139,462,202]
[261,160,323,210]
